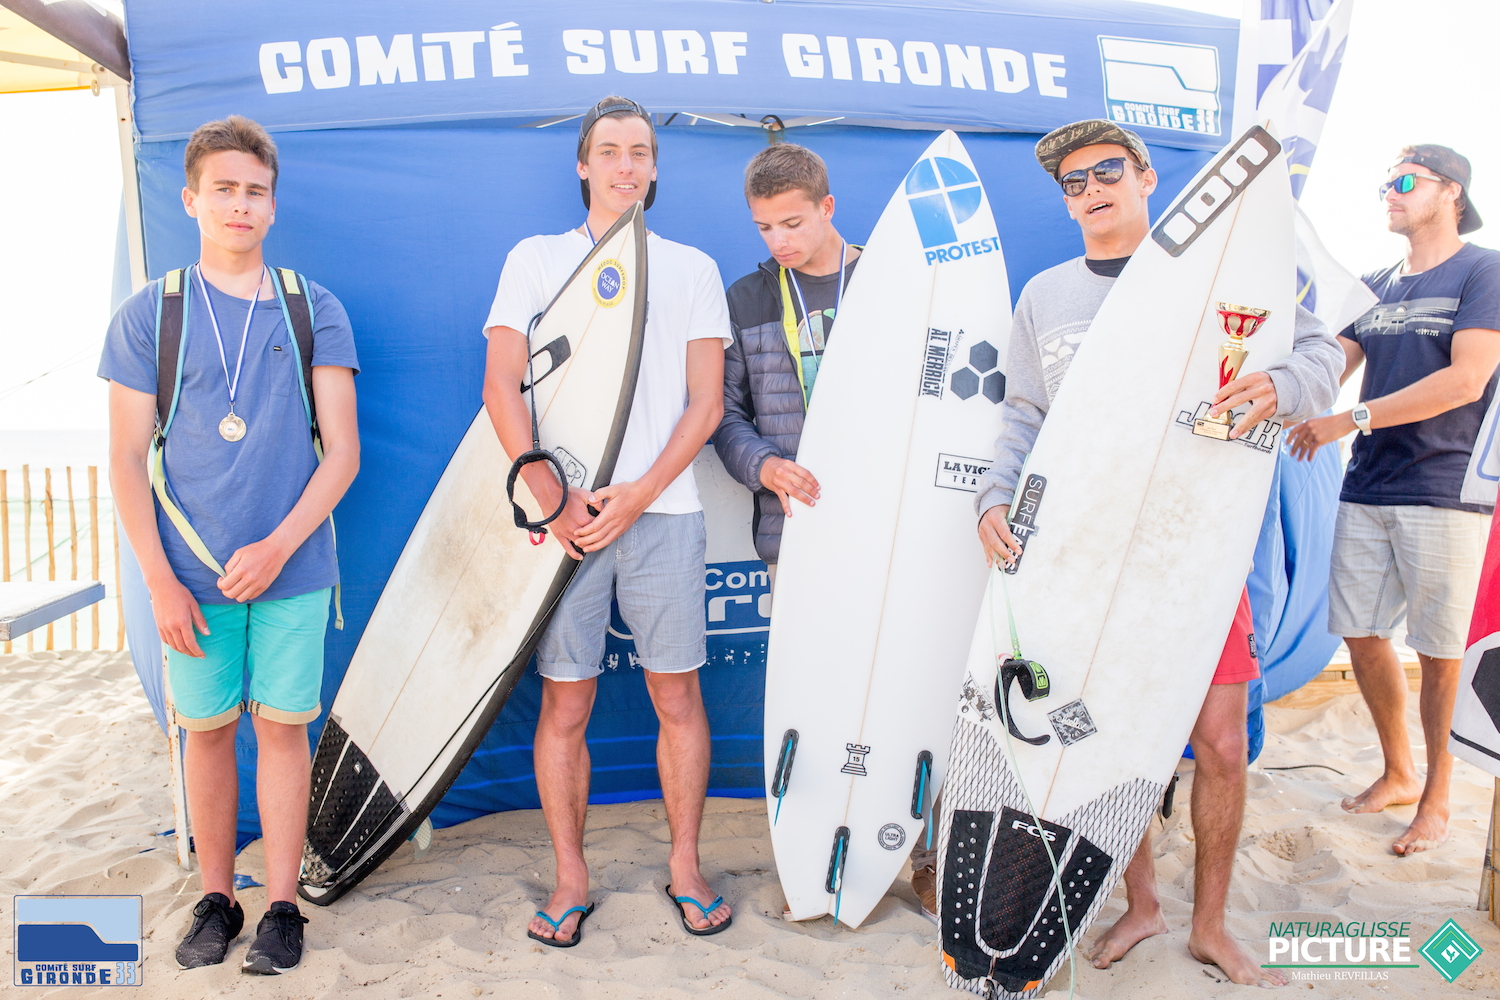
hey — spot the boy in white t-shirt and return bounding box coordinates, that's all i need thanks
[481,97,732,945]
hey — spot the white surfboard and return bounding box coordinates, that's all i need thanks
[299,205,647,905]
[936,126,1295,997]
[764,131,1012,928]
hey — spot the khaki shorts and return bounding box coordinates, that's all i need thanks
[1328,502,1490,659]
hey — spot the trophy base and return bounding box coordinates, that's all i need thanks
[1192,417,1234,440]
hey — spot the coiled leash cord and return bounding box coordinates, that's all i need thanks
[506,312,570,545]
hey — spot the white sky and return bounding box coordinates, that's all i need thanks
[0,0,1496,434]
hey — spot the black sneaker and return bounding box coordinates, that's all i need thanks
[241,901,309,975]
[175,892,245,969]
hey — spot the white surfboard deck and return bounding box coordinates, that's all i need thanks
[299,205,647,905]
[936,126,1295,997]
[764,131,1012,929]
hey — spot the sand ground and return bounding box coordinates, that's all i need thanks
[3,649,1498,998]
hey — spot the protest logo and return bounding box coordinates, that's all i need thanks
[1098,36,1221,135]
[903,156,1000,266]
[1419,920,1482,983]
[14,895,141,987]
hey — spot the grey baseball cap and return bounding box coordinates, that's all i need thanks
[1394,144,1482,235]
[1035,119,1151,180]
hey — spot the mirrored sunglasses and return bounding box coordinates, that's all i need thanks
[1378,173,1447,199]
[1058,157,1133,197]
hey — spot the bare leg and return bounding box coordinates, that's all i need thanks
[1185,682,1285,987]
[250,717,311,904]
[645,669,730,931]
[1087,827,1167,968]
[1341,636,1423,814]
[527,678,597,943]
[1391,653,1459,855]
[184,721,239,902]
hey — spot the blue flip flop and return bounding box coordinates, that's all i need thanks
[664,884,733,936]
[526,901,595,948]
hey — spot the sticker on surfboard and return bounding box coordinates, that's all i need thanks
[1151,126,1281,257]
[592,258,626,307]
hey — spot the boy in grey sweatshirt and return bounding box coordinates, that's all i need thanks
[974,120,1342,989]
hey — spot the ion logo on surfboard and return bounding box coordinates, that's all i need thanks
[903,155,1000,266]
[1151,125,1280,257]
[592,258,626,307]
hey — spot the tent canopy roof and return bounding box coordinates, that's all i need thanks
[0,0,128,95]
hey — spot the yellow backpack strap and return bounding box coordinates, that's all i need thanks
[778,267,807,406]
[150,441,226,578]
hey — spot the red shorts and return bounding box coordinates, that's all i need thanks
[1212,587,1260,685]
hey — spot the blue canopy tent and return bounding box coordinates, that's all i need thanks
[112,0,1310,844]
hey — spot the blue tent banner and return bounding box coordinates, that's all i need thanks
[113,0,1346,845]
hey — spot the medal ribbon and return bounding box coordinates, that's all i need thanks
[195,263,265,423]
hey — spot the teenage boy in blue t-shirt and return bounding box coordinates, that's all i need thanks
[99,116,360,973]
[1288,144,1500,857]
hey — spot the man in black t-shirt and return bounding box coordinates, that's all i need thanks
[1288,144,1500,856]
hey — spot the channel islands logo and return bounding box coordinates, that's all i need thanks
[1419,920,1482,982]
[950,340,1005,403]
[592,258,625,307]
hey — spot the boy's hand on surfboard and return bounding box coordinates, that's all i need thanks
[573,480,654,552]
[759,457,821,517]
[978,506,1023,569]
[1210,370,1277,440]
[547,489,599,561]
[1285,411,1354,461]
[150,578,210,658]
[219,537,294,603]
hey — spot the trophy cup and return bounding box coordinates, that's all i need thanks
[1192,302,1271,440]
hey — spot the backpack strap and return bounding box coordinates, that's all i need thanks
[268,266,343,631]
[154,268,190,438]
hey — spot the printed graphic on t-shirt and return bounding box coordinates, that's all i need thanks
[798,307,833,404]
[1354,297,1460,339]
[1036,320,1090,404]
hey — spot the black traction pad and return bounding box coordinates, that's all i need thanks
[304,720,404,882]
[986,834,1113,995]
[941,810,996,981]
[978,808,1073,954]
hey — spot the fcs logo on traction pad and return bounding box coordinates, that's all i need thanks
[904,154,1001,266]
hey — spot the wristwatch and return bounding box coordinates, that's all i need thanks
[1351,403,1373,436]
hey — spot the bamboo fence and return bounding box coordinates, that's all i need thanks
[1,465,124,652]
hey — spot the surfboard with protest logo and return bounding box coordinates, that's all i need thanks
[763,131,1012,928]
[1449,513,1500,778]
[297,204,647,905]
[936,125,1295,997]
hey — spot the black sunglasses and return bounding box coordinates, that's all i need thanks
[1058,157,1139,197]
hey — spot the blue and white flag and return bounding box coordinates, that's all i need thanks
[1237,0,1374,335]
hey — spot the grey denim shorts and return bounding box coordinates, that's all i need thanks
[536,511,707,681]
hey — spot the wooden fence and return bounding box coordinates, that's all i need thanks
[1,465,124,653]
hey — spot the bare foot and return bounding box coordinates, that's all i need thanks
[528,883,591,944]
[1189,925,1287,987]
[1340,773,1421,814]
[1088,904,1168,969]
[1392,805,1449,856]
[667,863,731,932]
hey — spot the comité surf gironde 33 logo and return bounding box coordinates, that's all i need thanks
[903,154,1000,266]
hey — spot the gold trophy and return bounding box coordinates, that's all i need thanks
[1192,302,1271,440]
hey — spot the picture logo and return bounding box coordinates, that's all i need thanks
[592,259,626,307]
[877,823,908,851]
[1419,920,1482,983]
[14,895,141,987]
[1098,36,1221,135]
[903,154,1000,266]
[949,340,1004,403]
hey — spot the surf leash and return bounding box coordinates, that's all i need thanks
[506,311,572,546]
[988,563,1077,1000]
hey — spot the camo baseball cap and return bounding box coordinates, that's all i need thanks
[1035,119,1151,180]
[1394,144,1482,234]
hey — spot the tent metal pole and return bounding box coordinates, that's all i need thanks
[111,80,147,292]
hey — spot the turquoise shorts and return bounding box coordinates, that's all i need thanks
[167,588,330,731]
